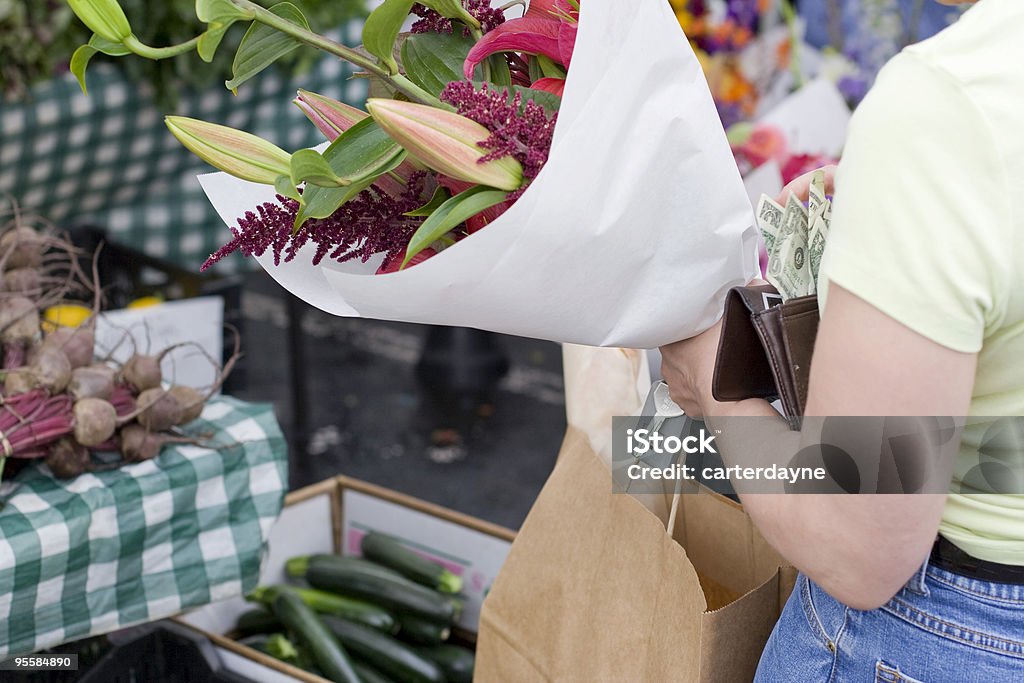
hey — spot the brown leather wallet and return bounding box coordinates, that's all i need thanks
[712,284,820,429]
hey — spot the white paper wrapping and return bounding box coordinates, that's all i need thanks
[199,0,759,348]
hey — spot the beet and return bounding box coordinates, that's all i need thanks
[45,438,90,479]
[168,385,205,425]
[135,388,183,432]
[121,354,162,392]
[120,424,164,463]
[0,296,39,345]
[30,346,72,393]
[4,368,38,394]
[72,398,117,447]
[68,366,115,401]
[3,268,41,293]
[43,326,95,368]
[0,226,45,270]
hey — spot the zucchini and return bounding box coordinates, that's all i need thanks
[361,532,463,594]
[289,554,456,623]
[353,662,397,683]
[397,615,450,645]
[237,632,303,668]
[321,616,446,683]
[264,633,302,664]
[235,607,281,637]
[271,588,361,683]
[250,585,397,633]
[237,633,273,651]
[418,644,475,683]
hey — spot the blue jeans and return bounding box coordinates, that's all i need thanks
[755,562,1024,682]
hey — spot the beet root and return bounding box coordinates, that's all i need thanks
[0,226,45,270]
[43,326,95,368]
[0,296,40,346]
[72,398,117,447]
[168,385,204,425]
[45,438,91,479]
[3,268,41,293]
[136,388,183,432]
[121,354,162,392]
[120,424,164,463]
[30,346,72,393]
[4,368,38,394]
[68,366,115,401]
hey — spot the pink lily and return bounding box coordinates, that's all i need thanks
[464,0,579,93]
[294,90,420,198]
[366,98,523,192]
[524,0,559,19]
[530,77,565,97]
[377,247,437,274]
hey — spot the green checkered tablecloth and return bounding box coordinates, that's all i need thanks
[0,395,287,659]
[0,21,366,272]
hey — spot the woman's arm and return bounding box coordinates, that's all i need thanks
[660,282,977,609]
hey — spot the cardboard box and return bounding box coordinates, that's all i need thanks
[177,476,515,683]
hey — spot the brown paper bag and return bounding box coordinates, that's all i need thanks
[476,347,796,682]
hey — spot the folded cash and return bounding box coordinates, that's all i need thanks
[757,170,831,301]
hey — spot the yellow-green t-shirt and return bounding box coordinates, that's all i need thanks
[817,0,1024,565]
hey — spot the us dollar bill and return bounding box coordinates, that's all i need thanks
[766,194,808,298]
[756,195,785,254]
[777,203,812,299]
[806,171,830,287]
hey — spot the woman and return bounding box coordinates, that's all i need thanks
[660,0,1024,680]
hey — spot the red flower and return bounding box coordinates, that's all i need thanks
[376,247,438,273]
[463,0,579,87]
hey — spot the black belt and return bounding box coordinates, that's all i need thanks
[930,536,1024,585]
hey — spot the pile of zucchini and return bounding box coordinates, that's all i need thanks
[235,532,475,683]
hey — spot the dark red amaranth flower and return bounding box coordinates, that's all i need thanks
[440,81,558,197]
[202,174,429,271]
[411,1,506,35]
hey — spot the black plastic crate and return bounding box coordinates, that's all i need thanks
[0,623,258,683]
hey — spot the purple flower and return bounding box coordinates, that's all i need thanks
[440,81,558,196]
[202,174,430,271]
[411,1,506,35]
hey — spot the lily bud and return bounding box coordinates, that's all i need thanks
[294,90,369,141]
[67,0,132,43]
[366,99,523,192]
[165,116,291,186]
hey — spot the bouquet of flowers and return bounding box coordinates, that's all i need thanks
[67,0,759,348]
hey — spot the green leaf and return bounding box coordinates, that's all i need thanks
[198,23,231,62]
[291,149,347,187]
[295,119,406,226]
[403,186,509,267]
[401,32,476,97]
[70,34,133,93]
[487,54,512,88]
[404,185,451,217]
[196,0,254,23]
[275,175,302,201]
[536,54,567,79]
[226,2,309,92]
[90,34,131,56]
[70,45,98,94]
[362,0,415,75]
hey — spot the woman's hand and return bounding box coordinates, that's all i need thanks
[775,164,837,204]
[658,319,723,417]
